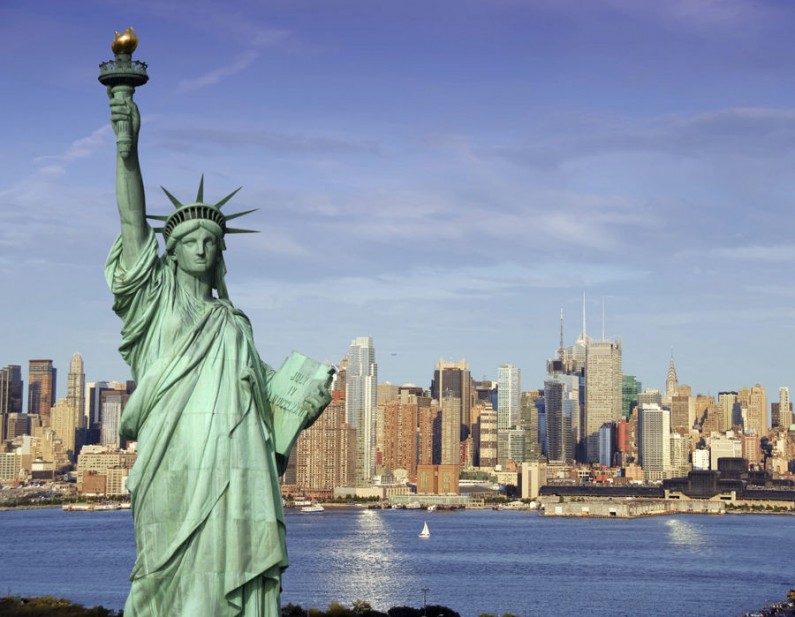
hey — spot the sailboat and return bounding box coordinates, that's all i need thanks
[419,520,430,539]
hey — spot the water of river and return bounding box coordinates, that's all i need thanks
[1,507,791,616]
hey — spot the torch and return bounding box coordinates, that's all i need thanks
[98,28,148,159]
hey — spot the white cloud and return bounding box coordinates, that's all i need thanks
[684,245,795,263]
[32,126,111,175]
[176,50,259,93]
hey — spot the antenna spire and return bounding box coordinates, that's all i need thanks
[581,292,587,340]
[602,296,605,340]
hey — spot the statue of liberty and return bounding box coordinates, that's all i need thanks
[101,28,332,616]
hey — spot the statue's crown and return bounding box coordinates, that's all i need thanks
[147,176,257,241]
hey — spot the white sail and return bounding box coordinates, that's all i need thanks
[419,521,430,538]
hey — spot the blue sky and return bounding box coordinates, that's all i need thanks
[3,0,795,403]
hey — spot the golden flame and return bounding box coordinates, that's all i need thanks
[111,27,138,55]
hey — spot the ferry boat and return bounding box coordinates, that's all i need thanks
[300,504,325,513]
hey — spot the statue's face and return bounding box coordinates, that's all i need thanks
[173,227,219,276]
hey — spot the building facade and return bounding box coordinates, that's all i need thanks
[345,337,378,486]
[584,340,622,463]
[28,359,56,425]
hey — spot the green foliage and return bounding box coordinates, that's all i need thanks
[0,597,461,617]
[0,596,120,616]
[282,603,457,617]
[326,602,350,616]
[387,607,422,617]
[352,600,373,614]
[283,603,308,617]
[479,613,498,617]
[426,604,460,617]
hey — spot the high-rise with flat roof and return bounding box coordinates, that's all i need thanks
[718,391,741,430]
[776,387,792,429]
[294,393,356,491]
[747,384,767,438]
[382,390,421,481]
[0,365,23,442]
[28,360,56,425]
[431,359,472,439]
[584,340,622,462]
[621,375,641,419]
[640,404,671,482]
[544,371,579,464]
[477,407,498,468]
[671,387,695,432]
[440,393,461,465]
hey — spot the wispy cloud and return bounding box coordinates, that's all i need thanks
[233,260,649,311]
[176,50,259,93]
[680,244,795,263]
[158,127,380,155]
[479,107,795,169]
[32,126,112,176]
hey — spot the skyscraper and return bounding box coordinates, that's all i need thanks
[0,365,23,442]
[430,359,472,438]
[100,394,125,448]
[28,360,56,425]
[544,371,579,464]
[746,384,767,438]
[440,393,461,465]
[778,387,792,429]
[663,356,678,407]
[670,385,694,432]
[718,391,741,430]
[66,353,85,429]
[477,407,497,468]
[294,392,356,491]
[621,375,641,419]
[497,364,521,431]
[382,390,421,481]
[51,398,81,460]
[584,339,622,462]
[345,336,377,486]
[640,404,671,482]
[519,391,541,462]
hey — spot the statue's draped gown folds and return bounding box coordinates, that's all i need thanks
[106,228,285,616]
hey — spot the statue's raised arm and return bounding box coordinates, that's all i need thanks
[99,27,150,270]
[109,93,147,269]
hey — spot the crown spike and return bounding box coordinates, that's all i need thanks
[225,208,258,221]
[146,214,169,221]
[214,187,242,210]
[196,175,205,203]
[226,228,259,234]
[161,186,184,209]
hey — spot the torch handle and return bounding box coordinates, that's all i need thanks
[109,85,135,160]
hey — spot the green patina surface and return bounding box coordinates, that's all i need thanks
[101,31,332,616]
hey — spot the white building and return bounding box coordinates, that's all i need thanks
[709,434,743,470]
[640,404,671,482]
[692,449,710,470]
[345,336,378,486]
[497,363,521,430]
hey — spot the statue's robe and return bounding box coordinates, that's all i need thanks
[107,229,285,616]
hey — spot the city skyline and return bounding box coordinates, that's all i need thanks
[4,2,795,400]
